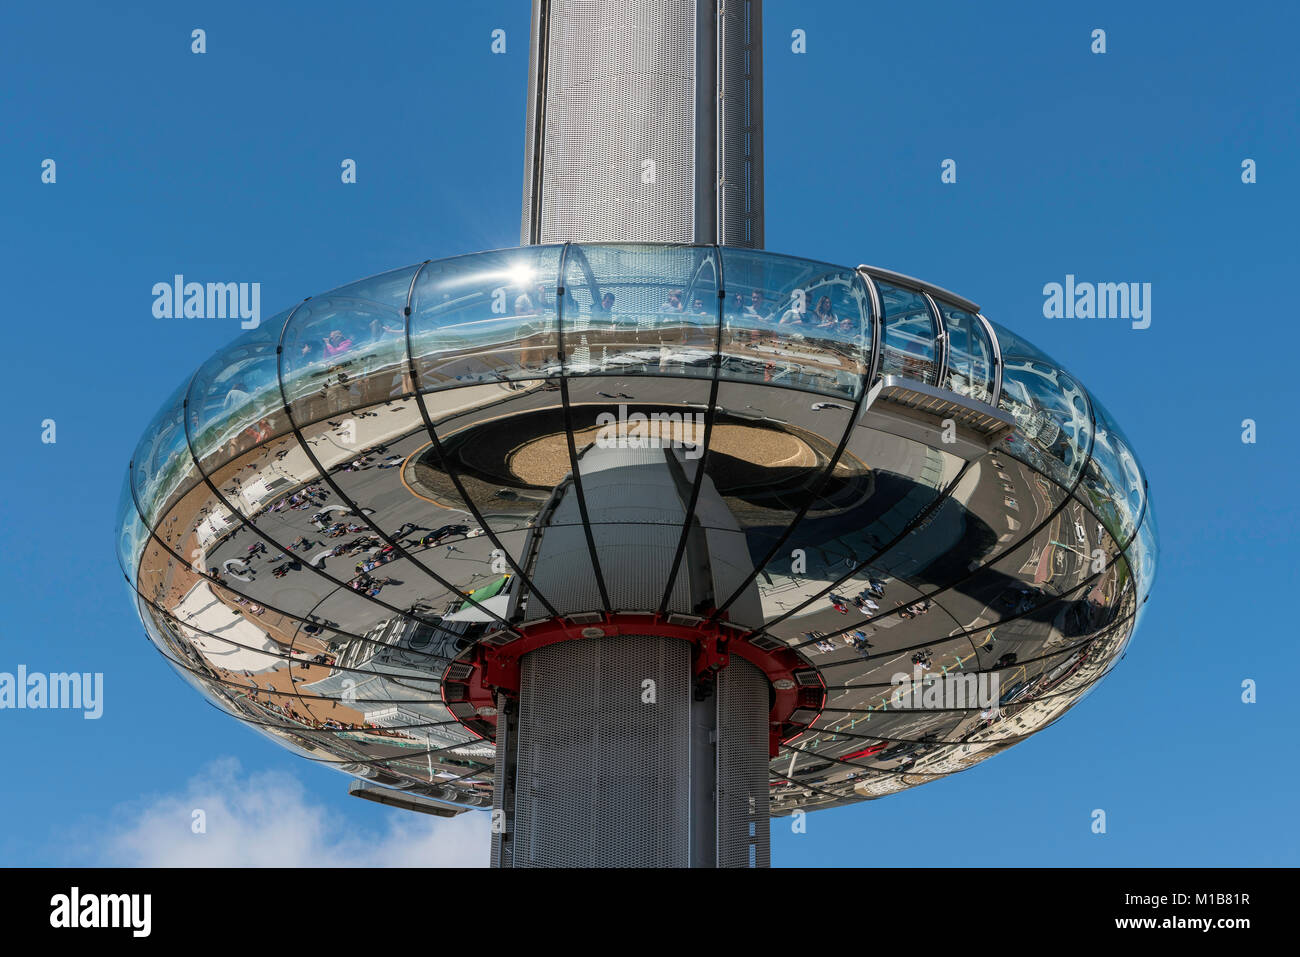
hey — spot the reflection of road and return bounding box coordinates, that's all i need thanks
[184,369,1128,807]
[221,559,253,582]
[204,424,524,638]
[766,454,1121,793]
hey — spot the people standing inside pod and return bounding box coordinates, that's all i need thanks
[812,294,838,329]
[595,291,619,332]
[779,294,810,327]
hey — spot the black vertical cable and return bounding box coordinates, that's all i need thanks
[270,299,520,633]
[763,321,1107,650]
[402,258,560,620]
[174,304,468,642]
[554,242,612,612]
[750,461,971,636]
[709,268,875,620]
[784,387,1104,653]
[657,244,725,613]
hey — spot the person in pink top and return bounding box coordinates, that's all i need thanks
[323,329,352,357]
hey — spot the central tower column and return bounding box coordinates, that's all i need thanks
[521,0,763,247]
[491,634,771,868]
[485,443,776,867]
[495,0,773,868]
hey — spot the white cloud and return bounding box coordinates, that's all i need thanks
[97,758,490,867]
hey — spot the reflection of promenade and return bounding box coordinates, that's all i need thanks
[412,314,865,396]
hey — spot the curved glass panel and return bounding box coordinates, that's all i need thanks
[986,321,1059,367]
[996,354,1091,487]
[748,431,965,641]
[280,265,422,423]
[131,378,198,528]
[409,246,563,391]
[116,471,149,587]
[135,596,255,722]
[936,301,994,404]
[876,281,938,385]
[327,265,422,311]
[1077,395,1146,546]
[720,248,868,398]
[561,244,719,379]
[1127,501,1157,602]
[186,309,294,473]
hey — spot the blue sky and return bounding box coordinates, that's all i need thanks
[1,0,1296,866]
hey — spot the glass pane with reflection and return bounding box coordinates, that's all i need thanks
[875,282,938,385]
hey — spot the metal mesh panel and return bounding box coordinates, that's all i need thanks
[513,635,692,866]
[716,654,771,866]
[537,0,698,244]
[595,526,692,610]
[718,0,762,247]
[529,445,695,614]
[489,693,510,867]
[524,497,603,614]
[520,1,545,243]
[523,0,763,247]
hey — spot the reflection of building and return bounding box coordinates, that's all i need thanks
[118,0,1156,869]
[304,616,492,756]
[1012,406,1062,449]
[305,616,481,754]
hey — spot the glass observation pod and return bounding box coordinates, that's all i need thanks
[118,243,1156,815]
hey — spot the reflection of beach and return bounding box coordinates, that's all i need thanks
[175,580,281,672]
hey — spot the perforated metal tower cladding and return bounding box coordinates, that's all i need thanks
[500,0,772,869]
[521,0,763,247]
[716,656,771,867]
[513,635,693,867]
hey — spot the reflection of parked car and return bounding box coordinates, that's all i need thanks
[842,741,888,761]
[719,356,768,376]
[1000,674,1040,706]
[877,741,921,762]
[796,761,833,776]
[431,523,470,543]
[994,585,1034,613]
[1041,648,1089,691]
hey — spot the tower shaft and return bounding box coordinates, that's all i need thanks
[521,0,763,247]
[497,0,772,868]
[490,636,771,868]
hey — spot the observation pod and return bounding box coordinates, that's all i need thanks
[116,1,1155,868]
